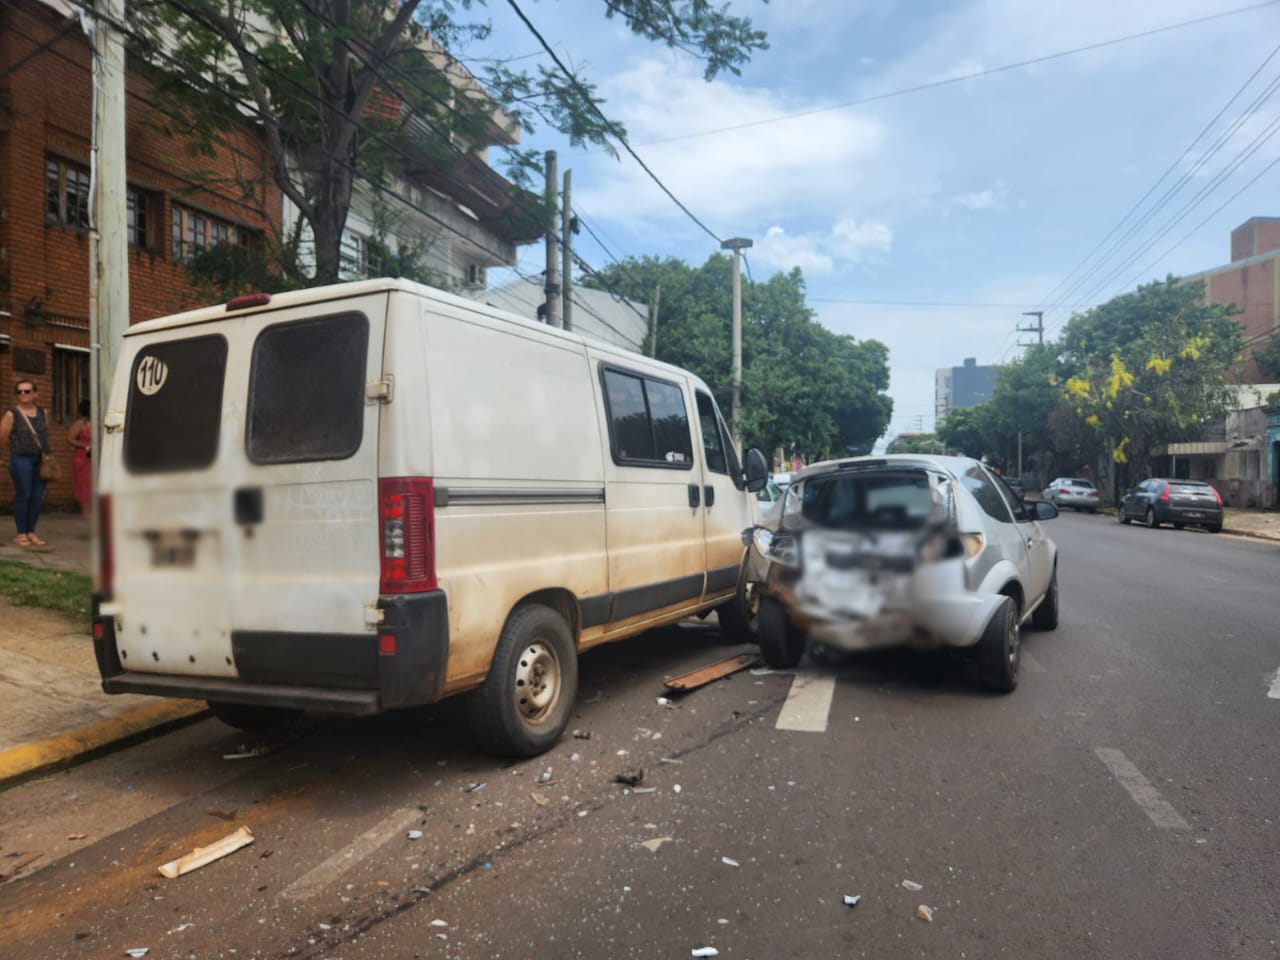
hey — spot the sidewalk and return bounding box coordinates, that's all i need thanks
[0,511,205,790]
[2,504,1279,791]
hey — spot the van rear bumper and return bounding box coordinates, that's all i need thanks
[94,591,450,714]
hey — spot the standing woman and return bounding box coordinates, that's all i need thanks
[68,398,92,519]
[0,379,51,546]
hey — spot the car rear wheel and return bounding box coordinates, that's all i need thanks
[977,596,1019,693]
[1030,569,1059,631]
[207,701,300,733]
[1118,507,1131,525]
[1207,523,1222,534]
[1145,508,1160,529]
[468,603,577,758]
[758,597,806,669]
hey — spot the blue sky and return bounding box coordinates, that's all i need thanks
[466,0,1280,444]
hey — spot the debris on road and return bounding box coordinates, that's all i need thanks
[640,837,672,852]
[430,919,448,928]
[843,894,861,907]
[168,923,194,934]
[664,653,759,692]
[901,879,923,891]
[691,948,719,958]
[531,792,550,806]
[656,697,673,706]
[66,833,88,841]
[659,757,684,765]
[673,784,683,794]
[572,729,592,740]
[915,904,934,922]
[720,856,739,868]
[538,768,553,783]
[0,851,43,879]
[124,949,149,958]
[222,743,274,760]
[631,787,657,794]
[206,809,237,822]
[158,826,254,879]
[407,830,423,841]
[464,782,487,793]
[614,769,646,787]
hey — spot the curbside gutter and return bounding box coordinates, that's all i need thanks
[0,700,208,792]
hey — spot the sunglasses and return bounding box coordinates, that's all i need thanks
[16,388,34,394]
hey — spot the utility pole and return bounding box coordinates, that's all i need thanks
[648,283,661,358]
[560,167,572,332]
[721,237,753,439]
[1017,310,1044,348]
[543,150,561,328]
[87,0,129,590]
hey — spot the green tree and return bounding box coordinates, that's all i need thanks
[936,405,994,459]
[885,433,945,454]
[132,0,768,285]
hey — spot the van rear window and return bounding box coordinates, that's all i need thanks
[246,313,369,464]
[124,335,227,473]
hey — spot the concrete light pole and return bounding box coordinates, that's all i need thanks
[721,237,752,439]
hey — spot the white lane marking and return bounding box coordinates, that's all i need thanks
[776,672,837,732]
[283,807,424,901]
[1021,652,1047,674]
[1268,668,1280,700]
[1094,748,1190,830]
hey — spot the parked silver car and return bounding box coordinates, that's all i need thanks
[1040,477,1100,512]
[746,455,1059,692]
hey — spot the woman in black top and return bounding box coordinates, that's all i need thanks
[0,379,52,546]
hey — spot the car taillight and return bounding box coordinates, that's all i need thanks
[98,494,114,596]
[379,477,436,593]
[1159,484,1169,502]
[1089,490,1099,497]
[1211,486,1223,505]
[1059,488,1071,495]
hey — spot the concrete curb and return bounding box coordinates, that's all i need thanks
[0,700,208,791]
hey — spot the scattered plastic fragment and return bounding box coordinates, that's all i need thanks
[660,757,684,765]
[717,918,729,925]
[573,730,592,740]
[656,697,672,706]
[614,769,646,787]
[125,950,149,958]
[616,749,630,756]
[158,826,254,879]
[222,743,273,760]
[407,830,423,841]
[640,837,673,852]
[464,782,487,793]
[691,948,719,958]
[66,833,88,840]
[435,933,448,940]
[915,904,934,922]
[902,879,923,891]
[531,792,550,806]
[721,856,739,867]
[631,787,657,794]
[577,810,589,818]
[538,768,553,783]
[570,752,581,762]
[430,920,448,928]
[168,923,194,934]
[673,784,683,794]
[843,895,861,907]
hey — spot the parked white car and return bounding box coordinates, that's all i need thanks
[747,454,1059,692]
[1041,477,1100,512]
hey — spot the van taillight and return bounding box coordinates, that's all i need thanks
[98,494,114,595]
[379,478,436,593]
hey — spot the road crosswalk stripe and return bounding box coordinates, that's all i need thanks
[283,807,424,901]
[775,672,837,732]
[1094,748,1190,830]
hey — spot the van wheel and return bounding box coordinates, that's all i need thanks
[758,597,805,669]
[468,604,577,758]
[976,597,1019,693]
[207,701,300,732]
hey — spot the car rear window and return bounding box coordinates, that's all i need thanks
[124,334,228,474]
[1068,480,1095,489]
[800,471,935,529]
[246,312,369,464]
[1169,482,1212,495]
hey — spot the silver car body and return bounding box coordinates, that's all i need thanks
[750,455,1057,652]
[1041,477,1099,510]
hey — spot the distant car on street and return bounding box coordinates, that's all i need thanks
[1004,477,1026,501]
[1118,478,1223,532]
[1041,477,1100,513]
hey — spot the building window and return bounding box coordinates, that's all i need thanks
[52,347,90,424]
[341,230,369,278]
[127,189,150,249]
[45,158,91,229]
[171,204,252,261]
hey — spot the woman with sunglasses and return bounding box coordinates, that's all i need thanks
[1,379,51,547]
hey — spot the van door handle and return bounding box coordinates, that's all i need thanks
[704,485,715,507]
[234,486,264,525]
[688,484,701,508]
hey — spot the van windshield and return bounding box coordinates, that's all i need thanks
[124,335,228,474]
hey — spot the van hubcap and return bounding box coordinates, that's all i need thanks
[515,642,560,723]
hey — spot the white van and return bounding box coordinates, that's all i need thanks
[93,279,768,756]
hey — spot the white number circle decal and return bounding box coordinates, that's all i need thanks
[136,355,169,396]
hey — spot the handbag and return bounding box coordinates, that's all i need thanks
[16,406,60,481]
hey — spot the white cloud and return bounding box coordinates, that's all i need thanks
[755,218,893,273]
[951,180,1009,210]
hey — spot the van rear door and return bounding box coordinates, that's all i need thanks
[110,294,387,684]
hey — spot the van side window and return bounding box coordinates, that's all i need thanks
[124,335,228,473]
[602,367,694,468]
[247,312,369,464]
[696,392,727,474]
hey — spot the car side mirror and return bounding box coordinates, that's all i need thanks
[1033,500,1058,521]
[743,448,769,493]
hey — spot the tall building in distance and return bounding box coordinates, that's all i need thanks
[935,357,997,422]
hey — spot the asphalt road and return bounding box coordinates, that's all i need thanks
[2,512,1278,959]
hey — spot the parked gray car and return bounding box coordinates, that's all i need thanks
[746,455,1059,692]
[1040,477,1100,512]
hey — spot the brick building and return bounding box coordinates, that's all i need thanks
[1,0,280,508]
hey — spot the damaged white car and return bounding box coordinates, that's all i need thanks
[745,455,1059,692]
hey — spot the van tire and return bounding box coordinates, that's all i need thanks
[468,604,578,758]
[758,597,806,669]
[207,701,300,732]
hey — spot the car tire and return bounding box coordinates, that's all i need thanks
[207,701,300,732]
[1207,523,1222,534]
[1030,568,1059,631]
[1145,508,1160,529]
[467,604,577,758]
[758,597,806,669]
[716,562,759,644]
[1088,508,1097,514]
[1118,507,1131,525]
[977,596,1019,693]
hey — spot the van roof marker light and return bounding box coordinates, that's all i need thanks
[226,293,272,311]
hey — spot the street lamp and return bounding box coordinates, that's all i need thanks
[721,237,753,439]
